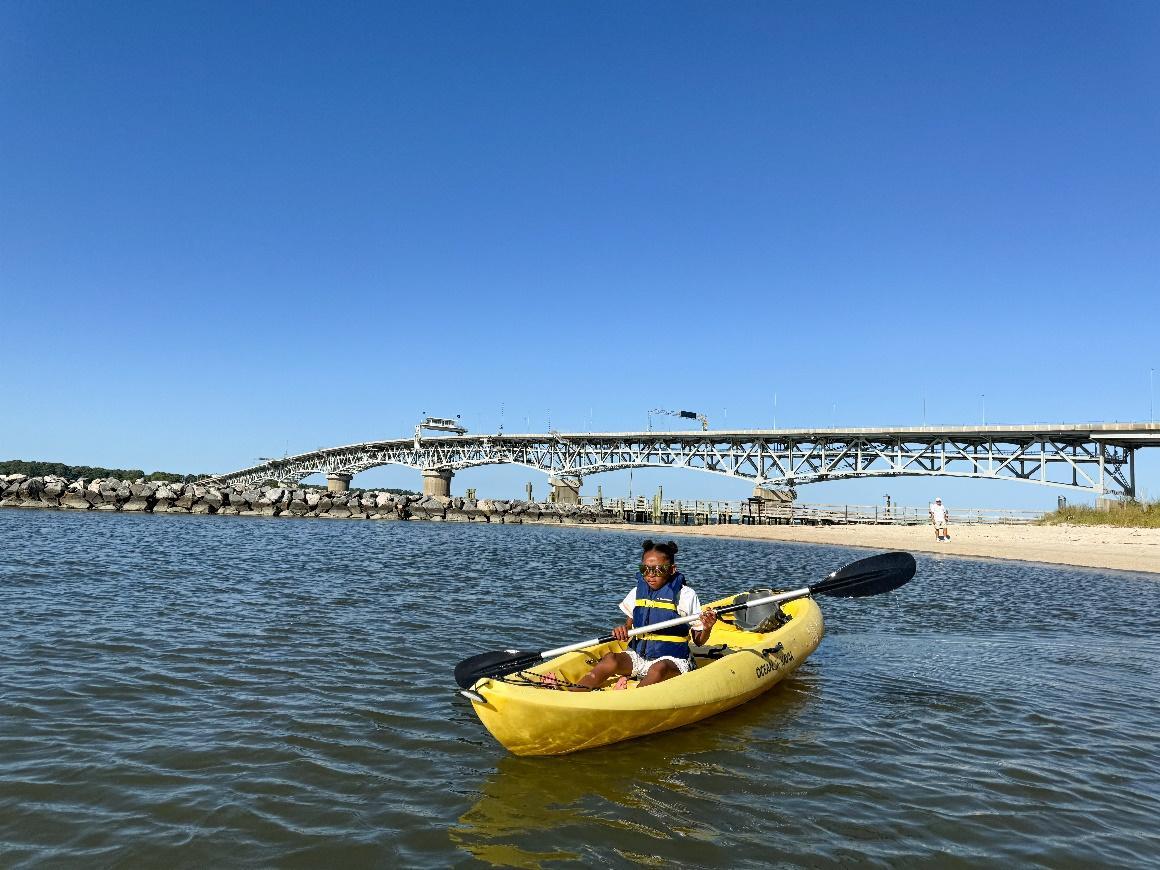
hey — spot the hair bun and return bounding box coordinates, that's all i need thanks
[641,539,655,551]
[667,541,678,555]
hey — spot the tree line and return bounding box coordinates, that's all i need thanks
[1,459,202,484]
[1,460,419,494]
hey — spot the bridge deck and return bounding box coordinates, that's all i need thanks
[202,421,1160,498]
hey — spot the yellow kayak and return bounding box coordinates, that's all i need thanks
[463,595,824,756]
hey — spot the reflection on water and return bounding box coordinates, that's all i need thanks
[452,676,819,867]
[1,510,1159,867]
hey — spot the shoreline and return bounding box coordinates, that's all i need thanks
[582,521,1160,576]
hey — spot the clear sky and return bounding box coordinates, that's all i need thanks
[2,2,1158,509]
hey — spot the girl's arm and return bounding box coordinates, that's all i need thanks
[612,616,633,641]
[690,608,717,645]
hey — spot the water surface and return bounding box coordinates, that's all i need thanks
[1,510,1158,867]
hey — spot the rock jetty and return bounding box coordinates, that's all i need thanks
[0,474,625,524]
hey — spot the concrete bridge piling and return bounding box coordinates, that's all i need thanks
[422,468,453,498]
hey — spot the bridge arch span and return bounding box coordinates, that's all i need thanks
[200,424,1157,498]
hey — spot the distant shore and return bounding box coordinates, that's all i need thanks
[583,521,1160,575]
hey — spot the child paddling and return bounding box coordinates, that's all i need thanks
[566,540,717,691]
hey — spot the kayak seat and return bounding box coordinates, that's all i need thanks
[727,589,793,633]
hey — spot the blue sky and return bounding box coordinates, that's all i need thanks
[2,2,1158,509]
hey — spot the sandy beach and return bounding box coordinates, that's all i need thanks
[585,521,1160,575]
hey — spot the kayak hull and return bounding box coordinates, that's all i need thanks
[466,596,824,756]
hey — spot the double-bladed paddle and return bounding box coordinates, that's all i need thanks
[453,550,916,690]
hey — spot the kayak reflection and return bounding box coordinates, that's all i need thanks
[450,672,819,867]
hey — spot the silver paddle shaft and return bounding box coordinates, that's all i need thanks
[539,586,810,660]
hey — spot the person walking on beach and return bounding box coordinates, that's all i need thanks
[929,497,950,542]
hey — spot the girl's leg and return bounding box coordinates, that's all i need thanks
[573,651,633,691]
[638,659,682,687]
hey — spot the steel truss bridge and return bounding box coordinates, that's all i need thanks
[203,423,1160,498]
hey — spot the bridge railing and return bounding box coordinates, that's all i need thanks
[578,497,1043,526]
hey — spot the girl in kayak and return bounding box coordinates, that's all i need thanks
[569,540,717,691]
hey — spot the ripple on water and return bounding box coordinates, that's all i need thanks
[1,511,1159,867]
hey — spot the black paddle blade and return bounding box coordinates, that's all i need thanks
[810,551,916,599]
[454,648,543,689]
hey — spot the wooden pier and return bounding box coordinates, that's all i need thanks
[580,496,1042,527]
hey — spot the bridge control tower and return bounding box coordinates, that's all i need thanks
[414,416,467,497]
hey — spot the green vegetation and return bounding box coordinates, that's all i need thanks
[0,459,203,484]
[1038,499,1160,528]
[3,460,419,495]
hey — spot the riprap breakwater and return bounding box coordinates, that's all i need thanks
[0,475,625,524]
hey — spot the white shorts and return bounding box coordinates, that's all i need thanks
[625,648,692,678]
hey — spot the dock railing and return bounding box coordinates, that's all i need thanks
[579,496,1042,526]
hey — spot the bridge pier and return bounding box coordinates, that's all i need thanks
[327,473,353,493]
[422,468,453,498]
[549,475,582,504]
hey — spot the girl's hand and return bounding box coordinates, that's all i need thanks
[612,624,629,642]
[701,607,717,629]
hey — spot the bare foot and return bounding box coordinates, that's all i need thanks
[540,672,560,689]
[613,676,630,690]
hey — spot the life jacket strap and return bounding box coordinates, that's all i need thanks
[634,599,677,611]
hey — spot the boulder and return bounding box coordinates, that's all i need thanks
[263,487,288,505]
[19,478,44,498]
[60,492,91,510]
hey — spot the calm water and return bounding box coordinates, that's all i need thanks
[2,510,1158,868]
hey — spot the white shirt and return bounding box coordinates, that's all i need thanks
[930,502,949,523]
[620,585,704,632]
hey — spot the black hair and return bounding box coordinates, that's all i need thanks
[641,539,678,562]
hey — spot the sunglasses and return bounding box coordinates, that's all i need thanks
[638,563,672,576]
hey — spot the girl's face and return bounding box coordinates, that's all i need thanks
[640,550,675,590]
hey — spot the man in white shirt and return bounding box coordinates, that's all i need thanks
[929,497,950,541]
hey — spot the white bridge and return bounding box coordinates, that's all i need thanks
[202,422,1159,501]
